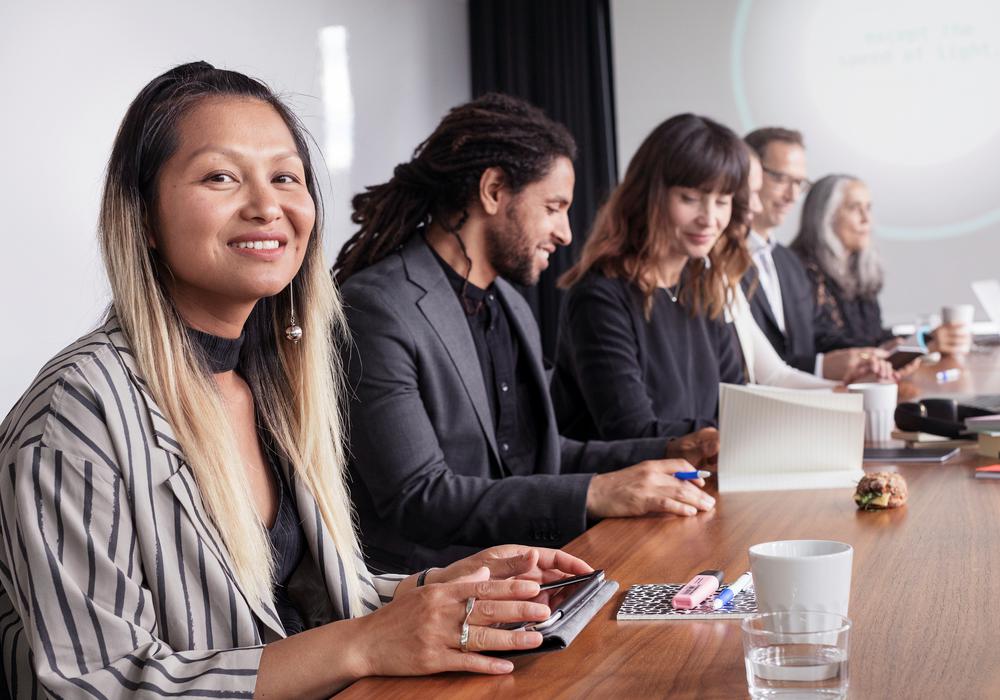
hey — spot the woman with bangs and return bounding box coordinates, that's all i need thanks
[551,113,748,442]
[0,61,592,698]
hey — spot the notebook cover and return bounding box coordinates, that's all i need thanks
[974,464,1000,479]
[616,583,757,620]
[489,579,620,656]
[863,447,959,462]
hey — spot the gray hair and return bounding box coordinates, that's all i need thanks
[790,174,883,300]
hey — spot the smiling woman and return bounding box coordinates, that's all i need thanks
[552,113,750,442]
[151,97,315,331]
[0,61,593,699]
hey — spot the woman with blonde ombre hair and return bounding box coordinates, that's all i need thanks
[0,62,591,698]
[552,113,748,441]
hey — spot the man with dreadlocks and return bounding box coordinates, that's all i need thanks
[334,94,718,574]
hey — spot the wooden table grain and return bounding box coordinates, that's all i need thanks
[341,351,1000,699]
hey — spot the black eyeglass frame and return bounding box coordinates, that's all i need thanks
[761,165,811,192]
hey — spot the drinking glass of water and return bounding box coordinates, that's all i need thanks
[741,611,850,698]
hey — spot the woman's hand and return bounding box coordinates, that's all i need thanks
[429,545,593,587]
[835,348,894,384]
[353,567,549,677]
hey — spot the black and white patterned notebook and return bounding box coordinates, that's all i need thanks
[616,583,757,620]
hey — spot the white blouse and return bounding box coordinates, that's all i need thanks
[726,283,838,390]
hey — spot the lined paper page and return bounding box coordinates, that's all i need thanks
[718,384,865,493]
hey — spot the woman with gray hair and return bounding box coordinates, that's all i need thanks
[790,175,970,354]
[790,174,895,349]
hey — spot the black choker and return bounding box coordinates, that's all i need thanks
[187,327,245,374]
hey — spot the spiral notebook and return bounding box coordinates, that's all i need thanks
[616,583,757,620]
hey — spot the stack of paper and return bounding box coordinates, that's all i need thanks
[966,415,1000,433]
[977,433,1000,459]
[890,430,972,450]
[718,384,865,493]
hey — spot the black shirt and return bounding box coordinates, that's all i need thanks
[431,247,541,476]
[801,260,896,350]
[187,326,307,636]
[266,456,306,636]
[552,272,745,441]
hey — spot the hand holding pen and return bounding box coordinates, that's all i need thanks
[674,470,711,481]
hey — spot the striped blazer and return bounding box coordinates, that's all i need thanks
[0,317,402,698]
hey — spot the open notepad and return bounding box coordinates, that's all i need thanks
[717,384,865,493]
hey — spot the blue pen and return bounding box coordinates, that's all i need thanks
[711,572,752,609]
[674,470,712,481]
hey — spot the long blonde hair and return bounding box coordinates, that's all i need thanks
[99,61,364,612]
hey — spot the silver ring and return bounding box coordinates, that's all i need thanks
[459,596,476,652]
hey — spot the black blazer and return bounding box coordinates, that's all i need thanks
[340,237,667,573]
[742,243,825,372]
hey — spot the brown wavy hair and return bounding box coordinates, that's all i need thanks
[560,113,750,320]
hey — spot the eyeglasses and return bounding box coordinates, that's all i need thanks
[762,166,811,192]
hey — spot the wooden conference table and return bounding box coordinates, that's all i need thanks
[343,349,1000,699]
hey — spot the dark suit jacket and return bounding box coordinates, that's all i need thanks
[341,236,667,573]
[742,243,825,373]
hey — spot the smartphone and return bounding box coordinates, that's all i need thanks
[497,569,605,631]
[539,569,604,591]
[888,346,925,370]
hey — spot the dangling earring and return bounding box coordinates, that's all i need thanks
[284,280,303,343]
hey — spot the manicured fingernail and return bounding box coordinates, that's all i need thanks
[686,506,697,515]
[493,660,514,673]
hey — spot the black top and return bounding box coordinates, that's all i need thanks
[266,456,306,636]
[552,272,744,441]
[432,247,541,475]
[187,327,245,373]
[801,260,896,349]
[187,326,307,636]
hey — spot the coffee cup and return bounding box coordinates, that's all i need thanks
[847,382,898,443]
[941,304,974,325]
[748,540,853,616]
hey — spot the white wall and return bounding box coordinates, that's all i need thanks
[612,0,1000,328]
[0,0,469,414]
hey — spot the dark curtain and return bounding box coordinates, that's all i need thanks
[469,0,618,361]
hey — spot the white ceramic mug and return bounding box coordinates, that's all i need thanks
[847,382,898,443]
[749,540,853,617]
[941,304,974,325]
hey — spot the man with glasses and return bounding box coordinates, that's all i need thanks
[743,128,874,380]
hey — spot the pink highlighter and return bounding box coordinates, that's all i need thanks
[672,569,725,609]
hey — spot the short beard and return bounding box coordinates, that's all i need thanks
[484,201,539,287]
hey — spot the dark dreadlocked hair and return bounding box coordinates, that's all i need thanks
[332,92,577,284]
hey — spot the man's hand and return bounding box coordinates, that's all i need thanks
[666,427,719,467]
[586,459,715,520]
